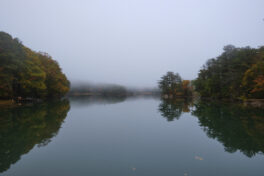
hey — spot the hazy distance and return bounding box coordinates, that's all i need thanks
[0,0,263,87]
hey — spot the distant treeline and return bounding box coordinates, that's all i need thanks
[159,45,264,100]
[69,83,160,97]
[2,30,263,100]
[69,83,127,97]
[0,32,70,99]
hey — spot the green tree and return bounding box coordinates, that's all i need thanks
[18,47,47,98]
[193,45,264,99]
[158,72,182,97]
[0,32,26,98]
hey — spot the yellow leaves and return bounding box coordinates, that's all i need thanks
[251,75,264,93]
[195,156,204,161]
[242,61,264,98]
[182,80,190,89]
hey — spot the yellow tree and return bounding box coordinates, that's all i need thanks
[182,80,192,97]
[242,61,264,98]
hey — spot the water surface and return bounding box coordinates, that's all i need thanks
[1,97,264,176]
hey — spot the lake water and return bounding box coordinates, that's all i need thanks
[0,97,264,176]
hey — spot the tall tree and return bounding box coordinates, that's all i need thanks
[158,72,183,97]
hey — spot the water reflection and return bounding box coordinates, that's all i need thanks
[192,101,264,157]
[158,98,264,157]
[0,100,70,173]
[158,98,193,121]
[69,95,127,106]
[1,97,264,175]
[69,95,160,107]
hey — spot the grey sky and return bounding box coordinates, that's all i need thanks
[0,0,263,87]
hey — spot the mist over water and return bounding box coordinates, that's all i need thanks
[0,0,263,87]
[0,1,264,175]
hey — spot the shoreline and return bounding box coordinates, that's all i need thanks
[0,100,16,107]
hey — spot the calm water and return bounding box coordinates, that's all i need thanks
[0,97,264,176]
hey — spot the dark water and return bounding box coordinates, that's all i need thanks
[0,97,264,176]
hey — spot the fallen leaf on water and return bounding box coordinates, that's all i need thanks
[195,156,203,160]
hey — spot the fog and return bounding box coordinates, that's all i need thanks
[0,0,263,87]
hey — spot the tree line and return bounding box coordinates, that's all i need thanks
[0,32,70,99]
[159,45,264,100]
[1,30,263,100]
[69,83,160,97]
[69,83,127,97]
[194,45,264,99]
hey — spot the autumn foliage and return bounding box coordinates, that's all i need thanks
[0,31,70,99]
[158,72,193,98]
[193,45,264,99]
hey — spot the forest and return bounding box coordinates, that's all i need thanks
[0,32,70,100]
[193,45,264,100]
[1,31,264,101]
[159,45,264,100]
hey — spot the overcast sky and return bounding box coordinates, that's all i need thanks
[0,0,263,87]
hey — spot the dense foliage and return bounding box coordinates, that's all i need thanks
[0,31,70,99]
[193,45,264,99]
[158,72,192,97]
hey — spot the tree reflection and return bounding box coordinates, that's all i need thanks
[0,100,70,173]
[158,98,193,121]
[192,101,264,157]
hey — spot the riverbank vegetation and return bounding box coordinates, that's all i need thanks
[159,45,264,101]
[1,30,263,101]
[0,31,70,100]
[158,72,193,98]
[193,45,264,100]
